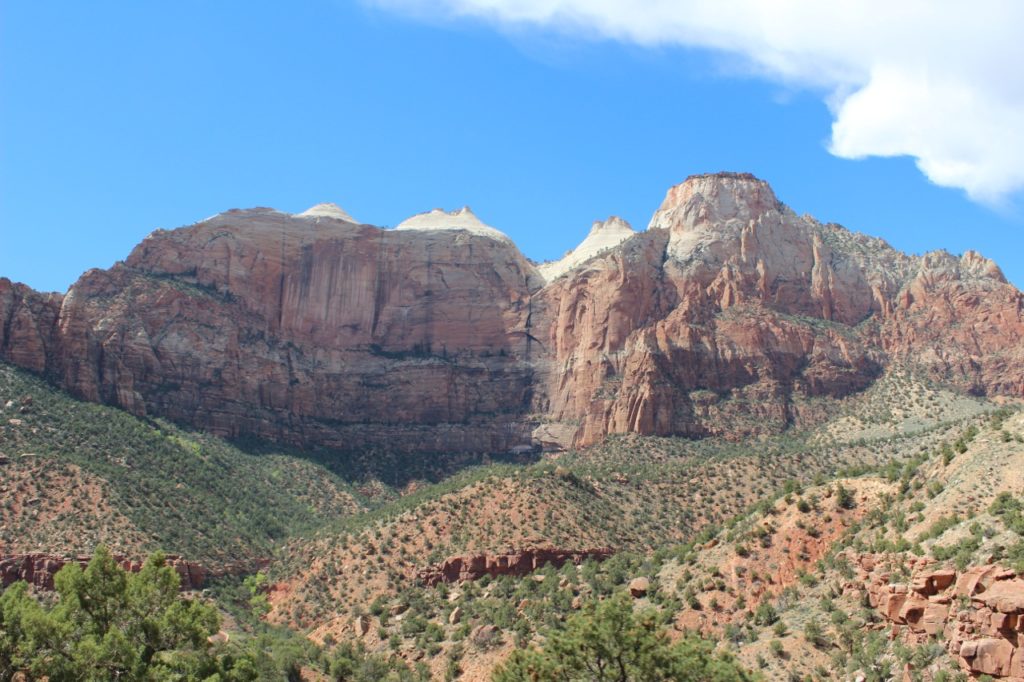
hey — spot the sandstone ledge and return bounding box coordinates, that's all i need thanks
[418,547,613,586]
[0,553,267,592]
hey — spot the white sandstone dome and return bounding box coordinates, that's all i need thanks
[395,207,512,244]
[538,216,636,282]
[296,203,357,223]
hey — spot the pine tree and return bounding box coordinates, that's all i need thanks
[492,593,754,682]
[0,546,229,680]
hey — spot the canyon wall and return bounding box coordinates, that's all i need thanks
[2,173,1022,453]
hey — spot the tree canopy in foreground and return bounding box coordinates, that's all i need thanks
[0,546,260,681]
[492,593,756,681]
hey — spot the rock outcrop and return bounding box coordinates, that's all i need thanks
[0,553,229,591]
[2,173,1022,453]
[418,547,613,586]
[1,209,541,453]
[844,552,1024,679]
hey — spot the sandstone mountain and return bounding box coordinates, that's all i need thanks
[1,172,1021,455]
[536,215,636,281]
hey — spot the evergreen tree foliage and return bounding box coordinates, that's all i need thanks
[0,547,254,681]
[492,593,755,682]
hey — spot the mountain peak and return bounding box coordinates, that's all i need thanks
[296,203,357,223]
[395,206,512,244]
[3,170,1023,460]
[649,172,780,231]
[538,216,636,282]
[588,215,632,235]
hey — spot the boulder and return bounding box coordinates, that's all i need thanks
[207,631,230,645]
[878,591,909,623]
[980,579,1024,614]
[912,568,956,596]
[628,577,650,598]
[471,624,499,647]
[964,637,1015,677]
[531,423,577,452]
[897,594,933,631]
[957,566,998,597]
[921,604,949,636]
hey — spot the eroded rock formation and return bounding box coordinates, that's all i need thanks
[0,553,229,591]
[2,173,1022,453]
[844,552,1024,679]
[418,547,613,586]
[0,208,540,453]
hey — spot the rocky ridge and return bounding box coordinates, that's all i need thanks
[0,553,223,591]
[1,172,1021,454]
[417,547,614,586]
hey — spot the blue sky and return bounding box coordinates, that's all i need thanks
[2,0,1023,292]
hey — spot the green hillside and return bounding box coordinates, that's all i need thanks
[0,362,363,565]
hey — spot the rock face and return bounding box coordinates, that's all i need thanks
[1,209,540,453]
[844,553,1024,679]
[417,547,613,586]
[1,173,1023,453]
[530,172,1024,445]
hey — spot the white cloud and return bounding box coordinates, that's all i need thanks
[372,0,1024,203]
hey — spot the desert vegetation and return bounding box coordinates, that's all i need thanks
[3,356,1022,680]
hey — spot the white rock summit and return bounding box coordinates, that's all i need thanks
[395,207,512,244]
[538,216,636,282]
[296,203,357,223]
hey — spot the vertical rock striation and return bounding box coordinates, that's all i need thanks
[2,173,1022,453]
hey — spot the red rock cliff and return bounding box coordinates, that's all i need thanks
[530,173,1024,446]
[2,210,540,453]
[2,174,1022,452]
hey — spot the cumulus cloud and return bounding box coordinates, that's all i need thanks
[372,0,1024,203]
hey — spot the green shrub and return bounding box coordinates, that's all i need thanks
[492,593,754,681]
[0,546,251,679]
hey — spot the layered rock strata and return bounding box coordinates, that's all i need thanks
[0,553,223,591]
[418,547,613,586]
[1,174,1022,453]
